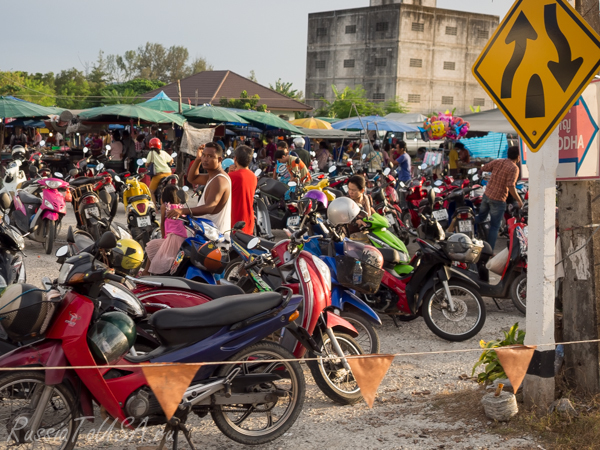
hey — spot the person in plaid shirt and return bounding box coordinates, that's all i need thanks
[475,146,524,251]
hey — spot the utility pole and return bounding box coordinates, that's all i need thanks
[558,0,600,396]
[176,80,185,186]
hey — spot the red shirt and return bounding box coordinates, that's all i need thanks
[228,168,258,234]
[482,158,519,202]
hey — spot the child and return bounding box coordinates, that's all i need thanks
[140,185,187,275]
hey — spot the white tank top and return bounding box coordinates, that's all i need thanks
[198,173,232,235]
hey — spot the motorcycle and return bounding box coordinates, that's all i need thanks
[0,192,26,292]
[0,158,27,197]
[9,174,69,254]
[0,232,307,448]
[68,173,117,240]
[122,173,159,247]
[252,169,275,240]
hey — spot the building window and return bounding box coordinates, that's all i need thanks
[373,93,386,102]
[345,25,357,34]
[343,59,355,68]
[316,28,327,37]
[409,58,423,68]
[446,26,457,36]
[442,96,454,105]
[315,60,326,69]
[412,22,424,32]
[443,61,456,71]
[474,98,486,106]
[313,93,324,99]
[376,22,389,32]
[375,58,387,67]
[477,29,489,39]
[408,94,421,103]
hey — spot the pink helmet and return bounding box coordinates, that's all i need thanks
[303,190,328,210]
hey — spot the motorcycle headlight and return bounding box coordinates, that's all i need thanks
[57,263,74,285]
[44,199,54,209]
[311,255,332,291]
[46,180,61,189]
[203,224,220,241]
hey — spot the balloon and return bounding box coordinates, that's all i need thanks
[430,121,446,140]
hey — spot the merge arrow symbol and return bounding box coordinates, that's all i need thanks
[501,11,538,99]
[545,3,583,91]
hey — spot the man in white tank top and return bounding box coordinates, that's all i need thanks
[166,143,231,233]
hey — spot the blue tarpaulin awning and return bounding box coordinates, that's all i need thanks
[459,132,508,159]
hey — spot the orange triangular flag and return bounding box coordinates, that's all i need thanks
[141,364,201,421]
[347,355,394,408]
[494,345,536,393]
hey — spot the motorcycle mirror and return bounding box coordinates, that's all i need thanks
[142,158,147,163]
[383,168,391,176]
[468,168,477,174]
[69,168,78,177]
[67,226,75,244]
[328,166,336,173]
[171,152,177,158]
[310,151,316,157]
[109,196,118,219]
[247,237,260,250]
[254,169,262,177]
[433,187,441,193]
[0,193,11,210]
[83,147,89,154]
[288,181,297,187]
[114,175,121,182]
[434,180,443,186]
[399,181,406,188]
[362,153,367,160]
[39,140,46,147]
[227,149,232,156]
[136,158,144,166]
[55,246,68,257]
[98,232,117,250]
[105,145,111,151]
[54,172,63,178]
[253,152,258,159]
[233,221,246,230]
[99,190,111,206]
[428,188,436,205]
[472,175,479,181]
[177,189,189,203]
[181,185,190,192]
[420,163,427,170]
[97,163,105,171]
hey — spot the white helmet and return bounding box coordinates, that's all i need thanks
[293,137,305,149]
[11,146,26,160]
[328,197,361,226]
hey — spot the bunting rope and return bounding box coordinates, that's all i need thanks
[0,337,594,372]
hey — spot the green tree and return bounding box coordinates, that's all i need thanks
[0,71,56,106]
[187,57,213,76]
[100,87,142,105]
[269,78,303,100]
[315,84,409,118]
[248,70,257,82]
[54,68,91,109]
[219,90,267,112]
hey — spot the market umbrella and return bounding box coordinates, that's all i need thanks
[290,117,333,130]
[77,104,187,126]
[332,115,420,133]
[315,116,340,124]
[231,109,303,134]
[0,96,56,119]
[143,99,194,113]
[183,105,248,125]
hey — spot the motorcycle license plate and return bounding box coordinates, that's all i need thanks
[458,220,473,233]
[432,209,448,221]
[137,216,151,227]
[386,214,396,227]
[287,216,301,227]
[84,207,100,219]
[104,184,115,193]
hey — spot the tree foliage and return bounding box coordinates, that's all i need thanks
[269,78,303,101]
[219,90,267,112]
[0,71,56,106]
[315,84,409,118]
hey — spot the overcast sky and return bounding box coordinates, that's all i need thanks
[1,0,511,94]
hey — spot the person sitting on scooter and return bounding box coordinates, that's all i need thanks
[140,185,187,276]
[347,174,375,215]
[145,137,174,204]
[274,146,311,184]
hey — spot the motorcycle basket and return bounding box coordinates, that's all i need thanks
[335,255,384,294]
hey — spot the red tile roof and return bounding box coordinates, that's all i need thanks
[142,70,312,112]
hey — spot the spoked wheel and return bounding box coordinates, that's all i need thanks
[340,311,380,354]
[0,371,79,450]
[211,341,305,445]
[510,272,527,314]
[422,280,486,341]
[307,332,363,405]
[43,219,55,255]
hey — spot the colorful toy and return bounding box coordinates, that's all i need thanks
[422,110,470,141]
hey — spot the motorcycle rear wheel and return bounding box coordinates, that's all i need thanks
[510,272,527,315]
[211,341,305,445]
[0,371,79,450]
[340,310,380,354]
[307,332,363,405]
[43,219,55,255]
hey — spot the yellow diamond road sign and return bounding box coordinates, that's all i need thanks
[473,0,600,152]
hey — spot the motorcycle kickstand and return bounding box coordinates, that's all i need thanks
[391,315,400,328]
[491,297,503,311]
[156,408,196,450]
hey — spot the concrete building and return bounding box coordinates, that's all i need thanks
[305,0,499,116]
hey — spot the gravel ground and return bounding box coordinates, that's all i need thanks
[18,203,537,449]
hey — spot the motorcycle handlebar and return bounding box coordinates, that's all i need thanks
[105,272,125,284]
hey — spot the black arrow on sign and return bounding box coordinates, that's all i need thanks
[501,11,538,99]
[545,3,583,91]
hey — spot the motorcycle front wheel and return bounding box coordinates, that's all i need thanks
[510,272,527,314]
[307,332,363,405]
[422,280,486,341]
[340,310,380,354]
[210,341,305,445]
[43,219,55,255]
[0,371,79,450]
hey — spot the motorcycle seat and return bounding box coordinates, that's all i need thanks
[258,178,289,198]
[17,190,42,205]
[140,276,244,298]
[149,291,282,331]
[70,176,104,187]
[378,247,401,264]
[233,231,275,250]
[128,194,151,203]
[481,241,493,257]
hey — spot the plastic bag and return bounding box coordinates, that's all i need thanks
[486,247,509,275]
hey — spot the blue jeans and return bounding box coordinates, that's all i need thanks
[475,195,505,251]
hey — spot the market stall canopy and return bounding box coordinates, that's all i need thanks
[146,91,172,102]
[384,112,427,125]
[0,96,57,119]
[294,127,354,139]
[4,119,45,128]
[460,109,516,134]
[143,99,194,113]
[290,117,333,130]
[332,115,420,133]
[314,116,340,124]
[77,104,186,126]
[183,105,248,125]
[231,109,303,134]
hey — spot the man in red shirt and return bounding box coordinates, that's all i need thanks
[228,145,257,234]
[476,146,524,250]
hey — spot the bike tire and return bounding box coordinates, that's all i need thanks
[223,257,244,283]
[306,332,364,405]
[43,219,55,255]
[340,310,381,354]
[211,341,305,445]
[509,272,527,315]
[422,280,486,341]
